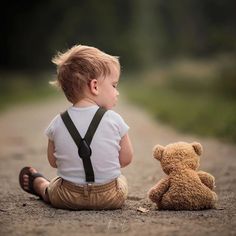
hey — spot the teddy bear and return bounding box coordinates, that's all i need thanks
[148,141,218,210]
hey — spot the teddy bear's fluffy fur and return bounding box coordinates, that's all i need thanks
[148,142,218,210]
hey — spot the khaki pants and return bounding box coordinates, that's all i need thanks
[46,175,128,210]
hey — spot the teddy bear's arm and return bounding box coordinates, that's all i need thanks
[197,171,216,190]
[148,177,170,203]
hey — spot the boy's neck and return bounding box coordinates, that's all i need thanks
[73,97,98,108]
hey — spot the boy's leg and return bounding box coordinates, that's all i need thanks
[22,167,50,203]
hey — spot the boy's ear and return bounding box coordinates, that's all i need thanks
[89,79,99,95]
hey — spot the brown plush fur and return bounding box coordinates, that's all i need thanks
[148,142,218,210]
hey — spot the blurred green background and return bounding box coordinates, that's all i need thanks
[1,0,236,142]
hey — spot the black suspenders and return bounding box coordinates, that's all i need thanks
[60,107,107,182]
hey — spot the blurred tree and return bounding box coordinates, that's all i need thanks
[1,0,235,71]
[152,0,236,58]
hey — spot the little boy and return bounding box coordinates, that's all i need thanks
[19,45,133,210]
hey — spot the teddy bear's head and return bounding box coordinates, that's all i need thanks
[153,141,203,175]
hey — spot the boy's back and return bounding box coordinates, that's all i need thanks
[46,105,129,184]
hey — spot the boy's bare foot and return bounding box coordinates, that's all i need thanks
[22,168,45,192]
[19,167,50,202]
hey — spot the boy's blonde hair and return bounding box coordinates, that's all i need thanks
[51,45,120,103]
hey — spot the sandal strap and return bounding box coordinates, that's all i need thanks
[28,173,49,197]
[31,172,46,179]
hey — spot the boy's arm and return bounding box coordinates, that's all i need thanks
[47,139,57,168]
[119,134,133,168]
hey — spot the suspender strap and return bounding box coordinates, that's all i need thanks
[84,107,107,145]
[60,107,106,182]
[60,111,83,146]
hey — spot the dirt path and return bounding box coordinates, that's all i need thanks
[0,96,235,236]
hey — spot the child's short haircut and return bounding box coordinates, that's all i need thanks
[51,45,120,103]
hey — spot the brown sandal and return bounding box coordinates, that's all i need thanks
[19,166,49,198]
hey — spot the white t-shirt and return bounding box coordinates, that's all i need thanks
[45,105,129,184]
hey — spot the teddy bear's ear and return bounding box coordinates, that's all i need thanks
[153,145,165,161]
[192,142,203,156]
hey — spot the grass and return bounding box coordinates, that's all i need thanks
[122,57,236,143]
[1,60,236,143]
[0,71,59,112]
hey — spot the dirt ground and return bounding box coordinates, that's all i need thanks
[0,96,235,236]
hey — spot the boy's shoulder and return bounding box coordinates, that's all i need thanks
[104,109,124,121]
[50,107,125,125]
[48,113,61,125]
[103,110,128,129]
